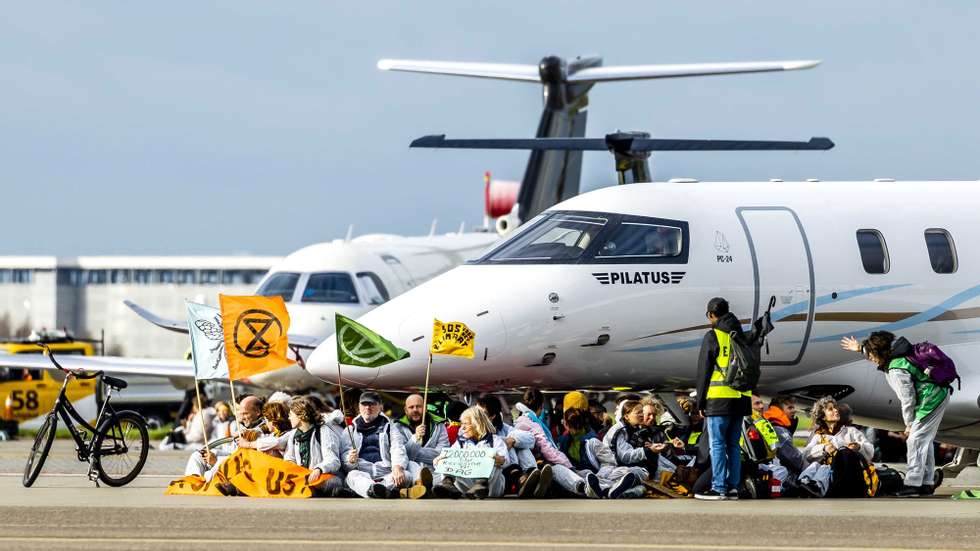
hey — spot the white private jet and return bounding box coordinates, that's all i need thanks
[308,177,980,449]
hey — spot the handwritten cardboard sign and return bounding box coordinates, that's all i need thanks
[434,447,495,478]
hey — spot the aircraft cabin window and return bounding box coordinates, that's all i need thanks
[856,229,889,274]
[357,272,390,305]
[481,213,609,263]
[301,272,359,304]
[256,272,300,302]
[924,229,957,274]
[596,222,683,259]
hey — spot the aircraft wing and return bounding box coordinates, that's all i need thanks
[568,60,820,82]
[124,300,324,350]
[0,352,195,380]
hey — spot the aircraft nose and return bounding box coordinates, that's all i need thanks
[338,266,508,389]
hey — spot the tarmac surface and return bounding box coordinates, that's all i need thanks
[3,440,980,551]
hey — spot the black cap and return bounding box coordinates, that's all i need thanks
[358,391,381,405]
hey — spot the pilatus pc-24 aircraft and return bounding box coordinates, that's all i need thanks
[0,54,825,394]
[310,155,980,452]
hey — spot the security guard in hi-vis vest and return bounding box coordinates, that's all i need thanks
[694,297,752,501]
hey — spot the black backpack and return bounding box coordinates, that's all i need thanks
[723,297,776,392]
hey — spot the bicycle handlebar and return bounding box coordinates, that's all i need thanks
[36,343,103,379]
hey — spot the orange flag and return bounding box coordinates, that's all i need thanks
[219,294,292,381]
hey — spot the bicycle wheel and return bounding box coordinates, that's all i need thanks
[92,410,149,487]
[23,412,57,487]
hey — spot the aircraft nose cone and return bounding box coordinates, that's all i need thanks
[351,266,508,389]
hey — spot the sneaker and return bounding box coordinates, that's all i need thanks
[694,488,726,501]
[608,472,639,499]
[895,485,922,498]
[517,469,540,499]
[433,477,463,499]
[367,483,389,499]
[584,472,602,499]
[401,484,429,499]
[726,488,740,500]
[465,479,490,500]
[534,465,553,498]
[919,484,935,496]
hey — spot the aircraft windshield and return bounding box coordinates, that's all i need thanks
[481,213,608,262]
[256,272,300,301]
[596,222,683,259]
[476,210,689,265]
[301,272,359,304]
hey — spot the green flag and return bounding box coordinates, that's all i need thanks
[335,313,410,367]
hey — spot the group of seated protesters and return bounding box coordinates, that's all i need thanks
[179,387,888,499]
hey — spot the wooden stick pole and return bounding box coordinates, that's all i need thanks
[228,378,240,433]
[418,351,433,443]
[335,362,357,451]
[194,382,211,452]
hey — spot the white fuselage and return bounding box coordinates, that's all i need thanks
[308,181,980,446]
[244,231,499,390]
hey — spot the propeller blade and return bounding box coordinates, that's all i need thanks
[411,134,834,152]
[411,135,609,150]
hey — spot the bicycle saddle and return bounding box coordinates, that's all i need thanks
[102,375,128,390]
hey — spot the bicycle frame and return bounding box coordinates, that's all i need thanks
[50,371,116,462]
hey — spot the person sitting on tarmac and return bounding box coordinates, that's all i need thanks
[236,401,292,459]
[476,394,537,496]
[801,397,874,498]
[210,401,233,440]
[555,403,643,499]
[432,406,508,499]
[391,394,447,499]
[393,394,449,469]
[514,388,573,498]
[184,395,266,480]
[603,400,675,482]
[762,395,806,475]
[343,391,415,499]
[282,396,344,496]
[588,399,613,439]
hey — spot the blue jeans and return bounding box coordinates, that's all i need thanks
[706,414,743,493]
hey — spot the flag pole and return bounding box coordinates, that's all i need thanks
[418,351,433,443]
[335,362,358,451]
[228,378,240,434]
[194,381,211,453]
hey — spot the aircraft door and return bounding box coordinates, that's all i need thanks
[736,207,814,366]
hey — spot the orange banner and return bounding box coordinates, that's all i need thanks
[165,449,333,498]
[219,295,293,381]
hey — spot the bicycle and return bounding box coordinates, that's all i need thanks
[23,345,149,488]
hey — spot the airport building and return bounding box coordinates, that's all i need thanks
[0,256,282,358]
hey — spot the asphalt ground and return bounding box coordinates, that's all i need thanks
[2,440,979,551]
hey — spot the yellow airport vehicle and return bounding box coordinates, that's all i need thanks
[1,335,98,437]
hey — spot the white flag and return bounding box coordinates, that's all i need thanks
[186,302,229,380]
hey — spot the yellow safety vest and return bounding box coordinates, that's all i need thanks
[706,329,751,400]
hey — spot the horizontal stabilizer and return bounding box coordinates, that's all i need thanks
[412,135,834,152]
[377,59,540,82]
[567,60,820,83]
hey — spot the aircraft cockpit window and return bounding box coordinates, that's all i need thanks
[301,272,359,304]
[596,222,683,259]
[256,272,300,302]
[481,213,608,263]
[357,272,390,305]
[924,229,957,274]
[856,230,889,274]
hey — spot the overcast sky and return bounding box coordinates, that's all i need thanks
[2,2,978,255]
